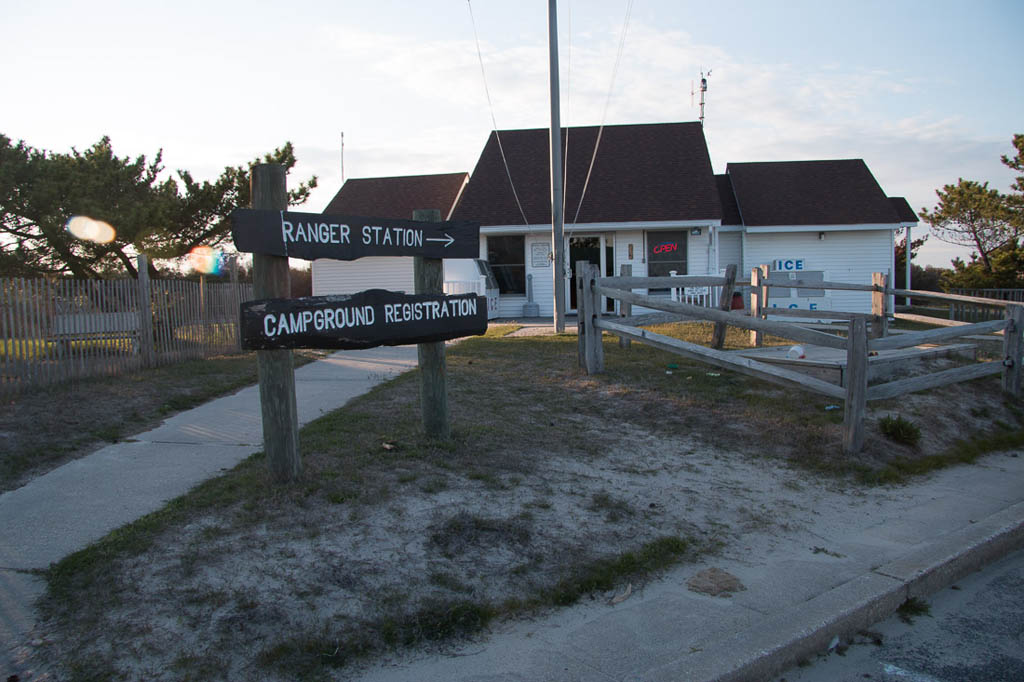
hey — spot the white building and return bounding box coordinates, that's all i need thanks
[450,122,917,317]
[314,122,918,319]
[719,161,919,314]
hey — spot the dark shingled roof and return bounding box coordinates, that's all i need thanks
[715,174,743,226]
[725,159,899,227]
[322,172,469,220]
[888,197,918,223]
[452,122,722,225]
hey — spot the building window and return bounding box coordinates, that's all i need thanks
[487,235,526,294]
[646,230,687,290]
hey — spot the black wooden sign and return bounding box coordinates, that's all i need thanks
[230,208,480,261]
[240,289,488,350]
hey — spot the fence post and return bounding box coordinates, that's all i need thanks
[252,164,301,483]
[843,317,868,455]
[136,254,156,367]
[619,263,632,350]
[711,263,738,350]
[413,208,451,439]
[199,274,208,348]
[577,262,587,367]
[750,265,769,347]
[871,272,888,339]
[581,262,604,374]
[230,254,242,351]
[1003,304,1023,398]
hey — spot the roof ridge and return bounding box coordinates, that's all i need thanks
[342,171,468,182]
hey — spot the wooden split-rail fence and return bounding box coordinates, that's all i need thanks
[1,255,254,398]
[576,262,1024,455]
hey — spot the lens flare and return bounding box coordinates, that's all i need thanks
[188,246,223,275]
[66,216,116,244]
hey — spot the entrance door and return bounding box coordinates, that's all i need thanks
[567,235,609,312]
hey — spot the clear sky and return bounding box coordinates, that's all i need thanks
[2,0,1021,267]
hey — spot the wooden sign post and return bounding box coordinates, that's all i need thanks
[231,199,483,462]
[413,209,449,439]
[250,165,300,482]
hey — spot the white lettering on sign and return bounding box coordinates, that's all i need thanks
[772,259,805,271]
[261,305,376,338]
[361,225,425,248]
[383,297,478,324]
[281,218,351,245]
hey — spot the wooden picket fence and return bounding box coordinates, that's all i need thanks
[0,266,254,398]
[947,288,1024,323]
[576,262,1024,455]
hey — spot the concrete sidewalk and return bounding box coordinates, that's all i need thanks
[0,346,419,675]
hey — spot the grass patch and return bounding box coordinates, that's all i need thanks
[897,596,931,624]
[544,536,690,606]
[879,415,922,447]
[427,511,532,558]
[859,423,1024,485]
[483,324,522,338]
[588,491,635,522]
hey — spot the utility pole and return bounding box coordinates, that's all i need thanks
[548,0,566,333]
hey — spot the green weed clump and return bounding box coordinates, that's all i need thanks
[897,596,931,624]
[879,415,922,447]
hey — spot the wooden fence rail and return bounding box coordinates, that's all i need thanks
[577,263,1024,455]
[947,288,1024,324]
[1,258,253,398]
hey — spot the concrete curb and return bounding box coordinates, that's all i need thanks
[670,500,1024,682]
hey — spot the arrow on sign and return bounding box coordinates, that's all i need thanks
[425,233,455,248]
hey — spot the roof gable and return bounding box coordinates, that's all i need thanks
[322,172,469,220]
[725,159,898,226]
[888,196,918,224]
[452,122,722,225]
[715,174,743,226]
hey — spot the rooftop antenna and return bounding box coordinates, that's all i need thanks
[698,69,711,126]
[340,131,345,183]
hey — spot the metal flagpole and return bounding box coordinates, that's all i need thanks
[548,0,566,333]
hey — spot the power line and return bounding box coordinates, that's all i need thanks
[571,0,634,225]
[467,0,531,227]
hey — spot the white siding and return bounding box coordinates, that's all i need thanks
[521,234,551,317]
[687,228,712,275]
[719,231,743,271]
[743,230,894,314]
[312,257,414,296]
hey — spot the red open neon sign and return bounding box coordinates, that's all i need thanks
[652,242,678,254]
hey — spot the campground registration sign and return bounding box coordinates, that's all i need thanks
[230,208,480,261]
[240,289,487,351]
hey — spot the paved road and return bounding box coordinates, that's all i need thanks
[780,546,1024,682]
